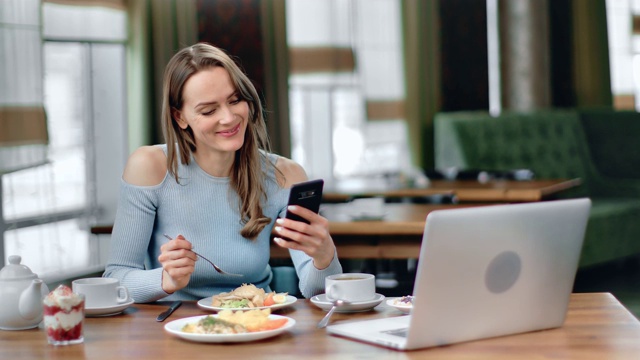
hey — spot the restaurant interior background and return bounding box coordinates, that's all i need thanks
[2,0,640,316]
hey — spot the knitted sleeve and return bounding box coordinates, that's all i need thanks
[292,248,343,298]
[103,180,169,303]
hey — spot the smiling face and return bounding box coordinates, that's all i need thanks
[173,66,249,160]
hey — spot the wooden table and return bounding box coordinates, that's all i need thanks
[430,179,583,202]
[323,178,582,203]
[320,203,489,235]
[2,293,639,359]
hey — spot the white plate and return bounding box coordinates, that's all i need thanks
[164,314,295,343]
[310,293,385,313]
[386,298,412,314]
[85,298,135,317]
[197,295,297,312]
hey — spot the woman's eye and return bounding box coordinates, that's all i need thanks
[202,109,216,116]
[230,98,242,105]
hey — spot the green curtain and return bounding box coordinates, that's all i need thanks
[402,0,441,169]
[126,0,197,149]
[571,0,612,108]
[260,0,291,157]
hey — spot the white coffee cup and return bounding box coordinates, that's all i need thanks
[72,277,129,309]
[325,273,376,302]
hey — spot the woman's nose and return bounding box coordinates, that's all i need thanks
[218,105,235,123]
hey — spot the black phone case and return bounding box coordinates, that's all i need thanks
[285,179,324,224]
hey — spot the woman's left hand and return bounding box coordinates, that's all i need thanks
[273,205,335,269]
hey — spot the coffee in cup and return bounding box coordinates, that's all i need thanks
[72,277,129,309]
[325,273,376,302]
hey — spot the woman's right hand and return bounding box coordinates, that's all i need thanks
[158,235,197,294]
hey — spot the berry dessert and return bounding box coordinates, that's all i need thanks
[43,284,85,345]
[392,295,414,307]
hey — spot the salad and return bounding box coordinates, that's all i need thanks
[211,284,288,308]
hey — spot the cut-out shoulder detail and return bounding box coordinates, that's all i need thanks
[274,156,308,188]
[122,146,168,186]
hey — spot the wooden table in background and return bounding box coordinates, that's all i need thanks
[323,178,582,203]
[2,293,639,359]
[429,178,583,202]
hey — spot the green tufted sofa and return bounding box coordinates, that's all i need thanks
[434,109,640,268]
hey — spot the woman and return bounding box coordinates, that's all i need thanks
[104,43,342,303]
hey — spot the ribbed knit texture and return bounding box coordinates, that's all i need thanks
[104,145,342,303]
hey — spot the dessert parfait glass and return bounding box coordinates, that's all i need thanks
[43,285,85,345]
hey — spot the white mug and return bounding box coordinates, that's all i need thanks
[325,273,376,303]
[72,277,129,309]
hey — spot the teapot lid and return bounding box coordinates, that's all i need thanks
[0,255,37,280]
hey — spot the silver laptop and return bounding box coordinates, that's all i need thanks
[326,198,591,350]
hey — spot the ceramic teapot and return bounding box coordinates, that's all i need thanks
[0,255,49,330]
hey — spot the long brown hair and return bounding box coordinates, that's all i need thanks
[162,43,273,240]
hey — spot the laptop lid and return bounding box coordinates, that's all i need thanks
[327,198,591,350]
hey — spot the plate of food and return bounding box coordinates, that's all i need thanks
[198,284,297,312]
[386,295,414,314]
[164,309,295,343]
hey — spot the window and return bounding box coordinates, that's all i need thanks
[606,0,640,110]
[286,0,412,187]
[1,1,127,282]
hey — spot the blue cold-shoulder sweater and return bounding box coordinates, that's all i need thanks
[103,145,342,303]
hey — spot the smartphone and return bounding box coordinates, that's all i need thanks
[285,179,324,224]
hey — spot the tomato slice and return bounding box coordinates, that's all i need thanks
[260,318,288,331]
[263,292,275,307]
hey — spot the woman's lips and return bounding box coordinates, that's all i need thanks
[217,123,241,137]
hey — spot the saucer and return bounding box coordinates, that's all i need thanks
[85,299,135,317]
[310,293,385,313]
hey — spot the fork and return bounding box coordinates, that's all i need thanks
[163,234,243,277]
